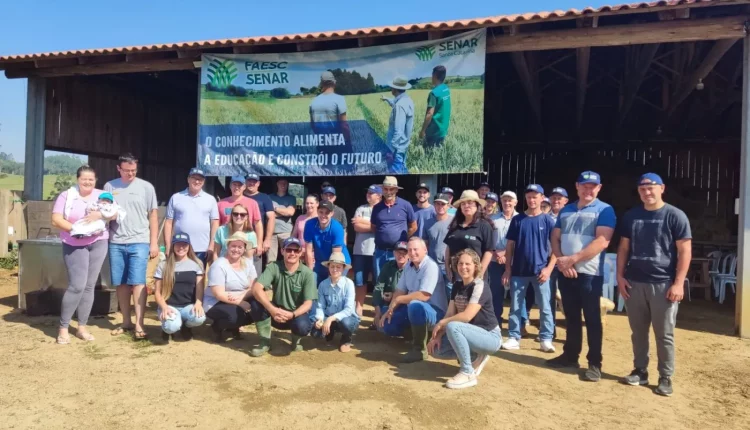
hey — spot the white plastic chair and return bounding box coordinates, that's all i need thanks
[715,254,737,304]
[712,252,736,300]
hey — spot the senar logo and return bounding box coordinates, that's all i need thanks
[437,37,480,58]
[415,46,436,62]
[206,59,238,90]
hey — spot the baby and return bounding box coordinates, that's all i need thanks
[70,192,124,238]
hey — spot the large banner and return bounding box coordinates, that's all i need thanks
[198,29,485,176]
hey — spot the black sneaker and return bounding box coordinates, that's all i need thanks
[582,365,601,382]
[230,328,242,339]
[325,332,335,343]
[211,325,225,343]
[546,354,580,368]
[180,326,193,341]
[621,368,649,386]
[654,377,673,397]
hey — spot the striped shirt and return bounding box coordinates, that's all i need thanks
[555,199,616,276]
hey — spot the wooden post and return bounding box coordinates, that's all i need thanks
[737,35,750,339]
[24,78,46,201]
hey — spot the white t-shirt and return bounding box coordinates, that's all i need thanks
[204,257,257,311]
[353,204,375,256]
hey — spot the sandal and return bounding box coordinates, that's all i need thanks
[111,326,134,336]
[56,335,71,345]
[134,330,148,340]
[75,331,95,342]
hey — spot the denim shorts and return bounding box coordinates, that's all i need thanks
[353,254,374,287]
[109,243,149,286]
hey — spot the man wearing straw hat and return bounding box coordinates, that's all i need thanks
[311,251,359,353]
[381,76,414,174]
[249,237,318,356]
[380,237,448,363]
[370,176,417,280]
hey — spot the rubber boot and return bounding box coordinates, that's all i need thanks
[290,335,304,352]
[250,318,272,357]
[402,324,428,363]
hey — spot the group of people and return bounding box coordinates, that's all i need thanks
[51,153,690,395]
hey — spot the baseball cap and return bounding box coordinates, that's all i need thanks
[485,192,499,202]
[543,197,551,203]
[441,187,454,195]
[321,71,336,83]
[525,184,545,195]
[501,191,518,200]
[367,185,383,195]
[172,232,191,245]
[577,171,601,185]
[550,187,568,198]
[394,241,408,252]
[99,192,114,202]
[230,176,245,184]
[434,193,450,204]
[639,173,664,186]
[478,181,490,188]
[322,186,336,195]
[416,183,430,192]
[319,200,334,212]
[245,173,260,182]
[283,237,302,249]
[188,168,205,178]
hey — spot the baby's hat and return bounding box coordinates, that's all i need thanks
[99,192,114,202]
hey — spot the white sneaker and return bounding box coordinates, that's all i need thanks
[472,354,490,376]
[446,371,477,389]
[540,340,556,353]
[502,338,520,350]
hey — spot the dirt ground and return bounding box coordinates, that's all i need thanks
[0,268,748,430]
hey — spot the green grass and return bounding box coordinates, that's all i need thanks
[0,174,60,200]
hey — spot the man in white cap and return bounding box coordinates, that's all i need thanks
[381,76,414,174]
[488,191,518,326]
[309,71,350,142]
[370,176,417,279]
[351,185,382,316]
[441,186,457,217]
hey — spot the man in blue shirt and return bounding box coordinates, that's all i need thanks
[489,191,518,325]
[549,171,616,383]
[164,168,219,264]
[501,184,557,353]
[413,182,436,238]
[304,200,351,284]
[616,173,691,397]
[370,176,417,279]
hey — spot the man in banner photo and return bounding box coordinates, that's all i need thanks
[198,29,486,177]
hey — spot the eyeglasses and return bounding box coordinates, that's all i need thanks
[284,248,303,254]
[232,213,248,218]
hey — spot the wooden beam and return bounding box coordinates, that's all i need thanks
[658,8,690,21]
[176,49,203,59]
[487,16,748,53]
[232,46,257,54]
[618,44,661,127]
[125,51,172,62]
[510,51,543,132]
[357,38,375,48]
[6,58,196,78]
[296,41,318,52]
[428,31,445,41]
[34,58,78,68]
[576,47,590,131]
[667,38,740,117]
[23,78,45,201]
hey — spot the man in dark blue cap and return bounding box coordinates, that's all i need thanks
[549,187,569,223]
[321,185,348,241]
[616,173,691,397]
[549,171,616,382]
[441,186,457,217]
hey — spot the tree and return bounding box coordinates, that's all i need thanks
[49,175,75,199]
[44,154,85,175]
[270,88,291,99]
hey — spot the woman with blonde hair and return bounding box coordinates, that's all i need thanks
[213,203,257,260]
[153,232,206,342]
[428,249,502,390]
[205,231,257,342]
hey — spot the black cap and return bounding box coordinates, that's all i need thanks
[478,181,490,188]
[416,183,430,192]
[394,241,408,251]
[319,200,334,212]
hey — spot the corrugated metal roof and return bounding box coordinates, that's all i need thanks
[0,0,735,63]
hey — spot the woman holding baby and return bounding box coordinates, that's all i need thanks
[51,165,117,344]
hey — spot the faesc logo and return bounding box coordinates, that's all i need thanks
[206,59,238,91]
[415,46,436,62]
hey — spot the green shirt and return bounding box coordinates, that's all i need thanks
[257,261,318,311]
[372,260,404,308]
[426,83,451,139]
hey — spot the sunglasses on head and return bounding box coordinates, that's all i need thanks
[232,212,248,217]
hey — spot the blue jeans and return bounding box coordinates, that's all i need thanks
[109,243,149,286]
[353,254,374,287]
[549,269,560,337]
[520,284,535,326]
[389,151,408,174]
[311,315,359,344]
[433,324,502,374]
[373,248,395,281]
[195,252,208,266]
[380,301,444,336]
[559,274,603,366]
[488,262,506,324]
[158,304,206,334]
[509,276,555,341]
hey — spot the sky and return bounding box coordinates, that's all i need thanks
[0,0,607,162]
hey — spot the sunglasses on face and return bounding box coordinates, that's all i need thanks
[232,212,248,218]
[285,248,303,254]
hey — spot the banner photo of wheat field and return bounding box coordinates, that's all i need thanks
[198,29,485,176]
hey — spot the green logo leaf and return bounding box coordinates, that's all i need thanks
[415,46,436,62]
[206,59,238,90]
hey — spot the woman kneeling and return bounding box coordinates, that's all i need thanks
[154,233,207,342]
[428,249,502,389]
[311,251,359,352]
